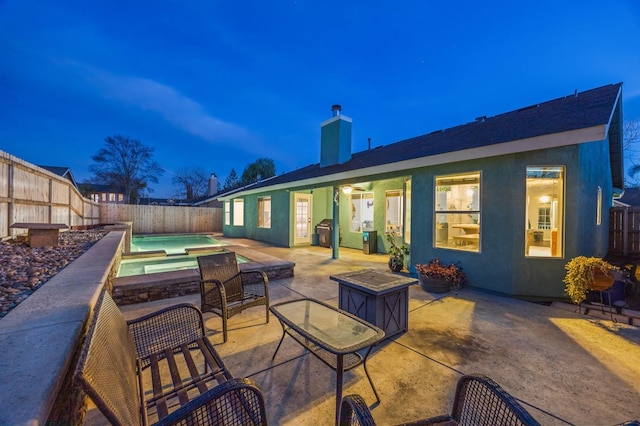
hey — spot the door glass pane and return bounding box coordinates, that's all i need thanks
[296,198,309,238]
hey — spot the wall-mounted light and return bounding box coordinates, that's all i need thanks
[342,186,353,194]
[539,195,551,203]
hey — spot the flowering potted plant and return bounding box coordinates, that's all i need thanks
[563,256,623,305]
[416,258,467,293]
[385,231,409,272]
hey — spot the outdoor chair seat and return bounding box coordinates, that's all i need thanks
[74,289,268,425]
[197,251,270,343]
[339,374,540,426]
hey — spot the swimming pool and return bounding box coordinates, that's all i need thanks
[130,234,225,255]
[117,251,250,277]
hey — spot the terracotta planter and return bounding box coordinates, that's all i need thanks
[419,275,452,293]
[590,269,616,291]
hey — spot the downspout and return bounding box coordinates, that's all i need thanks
[332,186,340,259]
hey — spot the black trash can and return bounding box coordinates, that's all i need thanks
[363,230,377,254]
[316,219,333,248]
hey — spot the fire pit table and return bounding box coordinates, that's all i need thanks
[330,269,417,339]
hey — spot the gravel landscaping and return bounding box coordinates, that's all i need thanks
[0,229,109,318]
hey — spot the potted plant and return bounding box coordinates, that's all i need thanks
[385,231,409,272]
[563,256,622,305]
[416,258,467,293]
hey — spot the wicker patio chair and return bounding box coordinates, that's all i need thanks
[74,290,268,425]
[197,251,270,343]
[340,375,540,426]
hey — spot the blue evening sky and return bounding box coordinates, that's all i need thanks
[2,1,640,197]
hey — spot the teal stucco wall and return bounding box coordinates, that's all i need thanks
[409,141,613,300]
[222,138,614,301]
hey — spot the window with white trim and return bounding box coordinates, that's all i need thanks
[233,199,244,226]
[385,190,403,234]
[224,201,230,225]
[434,172,480,252]
[525,166,564,257]
[258,197,271,228]
[350,192,374,232]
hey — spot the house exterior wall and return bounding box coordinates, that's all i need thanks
[410,141,612,300]
[220,139,614,301]
[223,190,291,247]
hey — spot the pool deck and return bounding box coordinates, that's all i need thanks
[91,237,640,425]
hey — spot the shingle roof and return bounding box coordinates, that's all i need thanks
[220,83,623,196]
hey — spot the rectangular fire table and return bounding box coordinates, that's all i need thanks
[331,269,417,339]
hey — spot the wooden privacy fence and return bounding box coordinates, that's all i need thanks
[608,206,640,257]
[100,203,222,234]
[0,150,100,238]
[1,150,222,238]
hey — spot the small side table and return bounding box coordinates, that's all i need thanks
[331,269,417,339]
[10,223,68,247]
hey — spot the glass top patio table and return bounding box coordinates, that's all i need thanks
[270,298,385,425]
[270,298,383,353]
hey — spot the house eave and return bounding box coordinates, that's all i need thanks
[218,125,607,200]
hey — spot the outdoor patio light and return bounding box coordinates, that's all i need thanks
[342,186,353,194]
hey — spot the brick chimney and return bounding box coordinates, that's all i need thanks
[320,104,352,167]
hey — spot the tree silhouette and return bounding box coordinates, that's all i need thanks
[89,135,164,203]
[223,168,240,190]
[172,166,209,200]
[241,158,276,186]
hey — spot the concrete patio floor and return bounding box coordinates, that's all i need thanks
[90,239,640,425]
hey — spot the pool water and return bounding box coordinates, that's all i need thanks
[130,234,225,255]
[117,251,250,277]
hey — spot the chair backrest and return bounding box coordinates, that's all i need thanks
[451,375,540,426]
[197,252,243,302]
[156,378,269,426]
[339,394,376,426]
[74,290,142,426]
[127,302,205,370]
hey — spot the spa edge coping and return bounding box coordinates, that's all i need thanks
[0,231,126,425]
[114,244,296,291]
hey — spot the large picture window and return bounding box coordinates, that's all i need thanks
[258,197,271,228]
[434,172,480,252]
[525,166,564,257]
[233,199,244,226]
[350,192,374,232]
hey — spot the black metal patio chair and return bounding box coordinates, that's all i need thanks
[197,251,270,343]
[340,374,540,426]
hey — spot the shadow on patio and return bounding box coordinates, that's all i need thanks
[92,239,640,425]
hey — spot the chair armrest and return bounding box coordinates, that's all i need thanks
[155,378,268,426]
[240,270,270,290]
[339,394,376,426]
[127,303,205,364]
